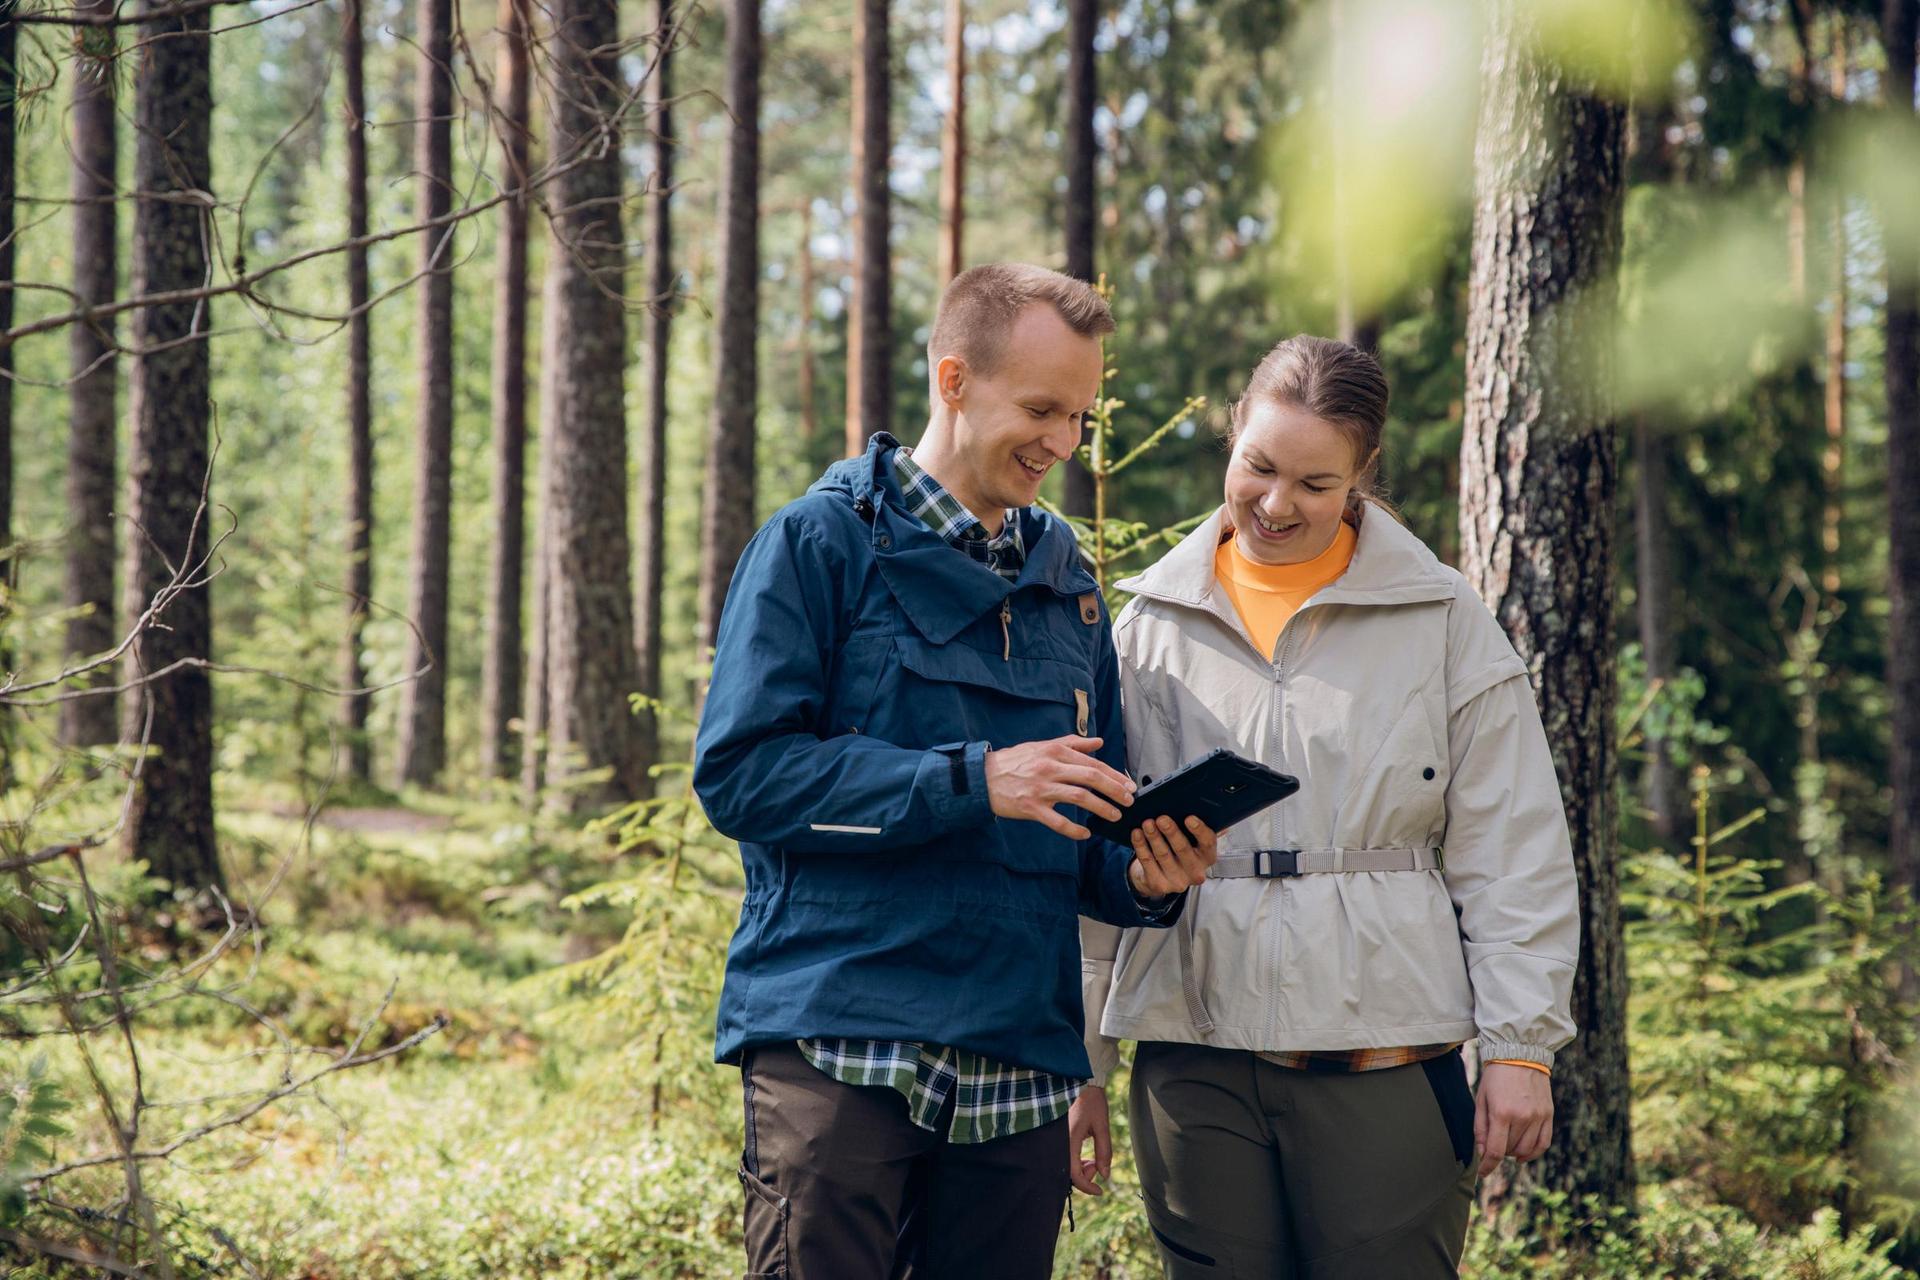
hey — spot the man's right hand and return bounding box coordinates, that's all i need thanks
[985,735,1135,841]
[1068,1085,1113,1195]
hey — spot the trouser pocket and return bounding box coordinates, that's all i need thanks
[1418,1049,1476,1168]
[739,1161,790,1279]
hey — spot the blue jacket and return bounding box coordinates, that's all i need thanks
[694,432,1180,1079]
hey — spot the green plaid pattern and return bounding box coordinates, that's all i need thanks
[798,1038,1081,1144]
[797,447,1071,1144]
[894,448,1025,580]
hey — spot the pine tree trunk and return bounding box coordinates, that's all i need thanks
[938,0,964,287]
[481,0,532,779]
[634,0,674,801]
[1461,0,1630,1211]
[340,0,374,781]
[1633,414,1680,839]
[1060,0,1097,518]
[1882,0,1919,997]
[521,265,560,805]
[0,0,14,776]
[797,201,817,444]
[122,0,223,894]
[395,0,456,788]
[844,0,890,458]
[1821,25,1848,596]
[697,0,760,660]
[542,0,642,806]
[61,0,118,749]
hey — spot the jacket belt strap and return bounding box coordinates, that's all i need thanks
[1206,846,1442,879]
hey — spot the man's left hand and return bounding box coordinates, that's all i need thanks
[1474,1062,1554,1175]
[1127,815,1220,896]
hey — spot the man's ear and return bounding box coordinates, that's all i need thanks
[936,354,968,408]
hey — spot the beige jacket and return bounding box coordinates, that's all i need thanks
[1082,505,1578,1083]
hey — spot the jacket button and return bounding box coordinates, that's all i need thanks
[877,534,891,549]
[1423,767,1436,780]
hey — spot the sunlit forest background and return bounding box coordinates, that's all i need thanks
[3,0,1920,1274]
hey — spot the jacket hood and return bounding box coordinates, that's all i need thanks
[1116,503,1457,612]
[811,431,1099,646]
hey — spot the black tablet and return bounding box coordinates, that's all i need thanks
[1086,748,1300,845]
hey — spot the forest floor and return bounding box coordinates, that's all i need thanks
[11,782,1918,1278]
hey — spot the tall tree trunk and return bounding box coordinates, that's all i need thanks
[395,0,456,788]
[844,0,890,458]
[1883,0,1919,997]
[1461,0,1630,1212]
[634,0,674,801]
[521,266,561,805]
[697,0,760,662]
[0,0,14,782]
[340,0,373,781]
[1634,414,1680,839]
[938,0,964,287]
[481,0,532,779]
[542,0,641,806]
[1060,0,1097,517]
[1821,23,1848,596]
[797,200,818,443]
[62,0,118,749]
[122,0,222,894]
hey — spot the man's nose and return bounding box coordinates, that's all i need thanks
[1043,417,1080,460]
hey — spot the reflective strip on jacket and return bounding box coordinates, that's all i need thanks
[1081,504,1578,1083]
[696,432,1181,1081]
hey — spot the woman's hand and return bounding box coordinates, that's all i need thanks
[1474,1062,1553,1175]
[1127,815,1221,895]
[1067,1085,1112,1194]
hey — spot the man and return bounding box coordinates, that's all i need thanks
[694,262,1219,1279]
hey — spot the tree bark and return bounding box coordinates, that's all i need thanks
[61,0,118,749]
[340,0,374,781]
[0,0,14,783]
[1821,22,1848,596]
[521,265,560,806]
[844,0,890,459]
[1060,0,1097,518]
[122,0,223,894]
[395,0,456,788]
[938,0,964,287]
[1633,414,1680,838]
[1461,0,1630,1211]
[541,0,642,806]
[480,0,532,779]
[797,200,817,444]
[1883,0,1918,995]
[697,0,760,662]
[634,0,674,801]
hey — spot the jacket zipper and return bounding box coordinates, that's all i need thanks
[1000,600,1012,661]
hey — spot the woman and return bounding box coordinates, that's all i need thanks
[1071,336,1578,1278]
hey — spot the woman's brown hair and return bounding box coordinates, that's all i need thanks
[1228,335,1391,509]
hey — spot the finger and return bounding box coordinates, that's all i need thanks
[1058,735,1106,757]
[1049,784,1124,823]
[1037,805,1090,841]
[1070,1159,1101,1195]
[1479,1110,1514,1177]
[1055,762,1137,807]
[1156,816,1211,886]
[1185,816,1221,860]
[1094,1116,1112,1179]
[1473,1086,1490,1170]
[1520,1112,1553,1161]
[1130,831,1172,896]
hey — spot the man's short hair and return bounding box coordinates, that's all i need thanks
[927,263,1115,378]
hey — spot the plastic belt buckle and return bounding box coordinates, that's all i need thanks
[1253,848,1301,878]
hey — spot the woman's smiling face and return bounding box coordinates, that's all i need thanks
[1224,400,1367,566]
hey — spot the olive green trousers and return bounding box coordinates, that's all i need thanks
[1129,1040,1478,1278]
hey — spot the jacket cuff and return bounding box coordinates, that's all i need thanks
[1478,1037,1554,1069]
[928,741,994,828]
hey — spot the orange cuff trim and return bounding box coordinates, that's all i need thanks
[1487,1058,1552,1076]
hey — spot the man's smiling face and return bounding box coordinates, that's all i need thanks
[945,303,1104,516]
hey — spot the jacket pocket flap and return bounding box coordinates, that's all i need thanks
[896,636,1082,707]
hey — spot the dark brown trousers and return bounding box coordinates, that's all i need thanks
[737,1043,1071,1280]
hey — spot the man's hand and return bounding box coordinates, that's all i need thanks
[1474,1062,1554,1176]
[1127,815,1221,896]
[986,736,1135,840]
[1068,1085,1112,1195]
